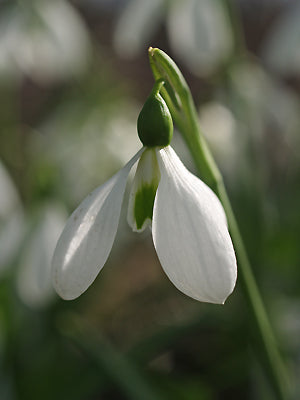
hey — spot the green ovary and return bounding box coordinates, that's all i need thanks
[134,184,157,230]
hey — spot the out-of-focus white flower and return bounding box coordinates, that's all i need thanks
[0,161,67,308]
[0,0,91,83]
[52,145,237,304]
[38,101,141,202]
[114,0,163,58]
[262,1,300,77]
[230,61,300,160]
[113,0,233,76]
[16,203,67,308]
[199,101,238,177]
[167,0,233,76]
[0,161,20,220]
[0,160,25,273]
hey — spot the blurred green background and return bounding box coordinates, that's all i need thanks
[0,0,299,399]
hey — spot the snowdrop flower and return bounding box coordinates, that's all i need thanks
[39,99,141,203]
[167,0,233,76]
[0,160,25,274]
[199,101,238,180]
[52,82,237,304]
[261,1,300,77]
[0,0,90,83]
[17,203,67,308]
[113,0,233,76]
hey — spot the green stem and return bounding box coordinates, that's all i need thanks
[151,78,165,97]
[148,47,291,400]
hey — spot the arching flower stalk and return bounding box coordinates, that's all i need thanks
[52,80,237,303]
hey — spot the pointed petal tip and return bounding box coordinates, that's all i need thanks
[51,149,144,301]
[218,286,236,305]
[172,280,236,305]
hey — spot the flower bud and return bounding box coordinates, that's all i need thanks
[137,84,173,147]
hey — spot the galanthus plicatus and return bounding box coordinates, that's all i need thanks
[52,81,237,304]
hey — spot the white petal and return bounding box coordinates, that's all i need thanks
[152,146,237,304]
[52,149,143,300]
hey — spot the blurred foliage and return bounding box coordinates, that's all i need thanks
[0,0,299,399]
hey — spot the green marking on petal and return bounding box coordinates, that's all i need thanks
[134,183,158,230]
[127,148,161,232]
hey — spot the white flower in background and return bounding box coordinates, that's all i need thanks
[0,160,67,307]
[113,0,163,58]
[229,61,300,169]
[0,0,90,83]
[38,100,141,203]
[52,86,237,304]
[262,1,300,77]
[167,0,233,76]
[0,160,25,274]
[16,203,67,308]
[113,0,233,76]
[0,161,21,224]
[0,161,67,307]
[199,101,238,179]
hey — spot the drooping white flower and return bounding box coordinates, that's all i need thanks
[52,83,237,304]
[0,0,91,83]
[52,145,237,304]
[113,0,233,76]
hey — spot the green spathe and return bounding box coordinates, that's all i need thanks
[137,82,173,147]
